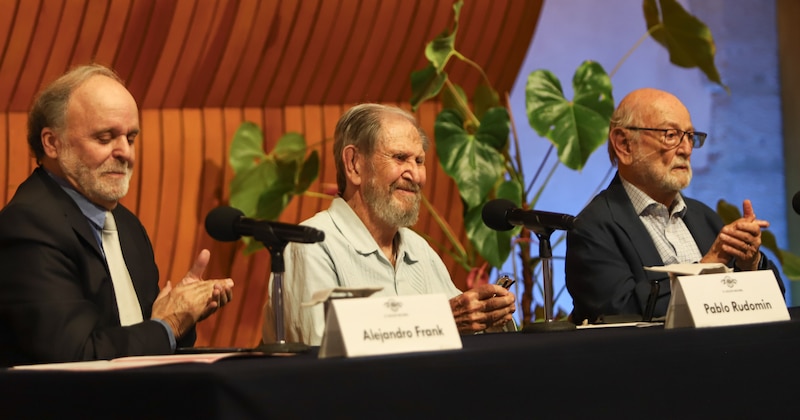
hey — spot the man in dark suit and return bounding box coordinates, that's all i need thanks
[565,88,784,324]
[0,64,234,366]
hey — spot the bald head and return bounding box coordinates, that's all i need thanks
[607,88,691,165]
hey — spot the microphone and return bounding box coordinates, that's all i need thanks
[205,206,325,244]
[793,191,800,215]
[482,198,576,232]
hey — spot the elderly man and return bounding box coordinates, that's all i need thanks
[262,103,516,346]
[0,64,234,366]
[565,88,784,324]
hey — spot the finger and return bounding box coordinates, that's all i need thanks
[185,249,211,282]
[742,199,755,220]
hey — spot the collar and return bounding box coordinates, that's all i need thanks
[43,167,107,230]
[619,175,687,218]
[328,197,419,264]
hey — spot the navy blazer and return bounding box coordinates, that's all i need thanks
[0,167,194,366]
[565,173,785,324]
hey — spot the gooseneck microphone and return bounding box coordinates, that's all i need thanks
[205,206,324,244]
[792,191,800,215]
[481,198,576,232]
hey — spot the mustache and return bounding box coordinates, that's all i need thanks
[390,180,421,193]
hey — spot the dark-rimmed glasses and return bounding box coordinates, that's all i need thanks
[625,127,707,149]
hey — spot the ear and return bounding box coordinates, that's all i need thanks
[41,128,60,159]
[610,127,634,165]
[342,145,363,186]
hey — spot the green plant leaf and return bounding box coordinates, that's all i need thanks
[410,64,448,111]
[409,0,463,111]
[229,122,266,174]
[715,199,741,224]
[441,83,468,121]
[229,159,281,217]
[272,132,307,165]
[525,61,613,170]
[434,109,507,209]
[424,0,462,71]
[465,202,516,268]
[295,150,320,194]
[643,0,726,90]
[496,180,523,207]
[474,83,501,120]
[779,250,800,280]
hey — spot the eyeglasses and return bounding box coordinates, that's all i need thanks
[624,127,707,149]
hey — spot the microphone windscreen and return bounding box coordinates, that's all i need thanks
[482,198,516,231]
[205,206,244,241]
[793,191,800,215]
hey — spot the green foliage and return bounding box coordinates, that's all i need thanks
[409,0,725,323]
[643,0,727,91]
[716,200,800,280]
[525,61,614,171]
[228,122,319,254]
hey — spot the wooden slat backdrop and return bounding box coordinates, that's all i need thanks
[0,0,542,347]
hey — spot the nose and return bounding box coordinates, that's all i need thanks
[676,133,693,157]
[403,160,425,186]
[112,136,134,162]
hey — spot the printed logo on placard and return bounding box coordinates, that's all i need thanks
[720,276,737,288]
[384,299,403,312]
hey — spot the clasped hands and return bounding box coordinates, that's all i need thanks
[151,249,234,338]
[450,284,516,333]
[702,199,766,271]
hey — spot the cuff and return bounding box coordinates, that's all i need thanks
[153,318,177,351]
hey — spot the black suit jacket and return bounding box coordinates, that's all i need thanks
[0,167,194,366]
[565,173,785,324]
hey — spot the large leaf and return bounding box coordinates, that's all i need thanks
[229,122,266,174]
[410,64,448,111]
[272,132,307,165]
[465,203,514,268]
[643,0,726,90]
[525,61,613,170]
[228,124,318,228]
[409,0,463,111]
[434,109,508,209]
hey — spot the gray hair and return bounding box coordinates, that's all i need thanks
[333,103,428,194]
[27,63,123,162]
[607,101,642,166]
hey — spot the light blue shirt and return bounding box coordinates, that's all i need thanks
[263,197,460,345]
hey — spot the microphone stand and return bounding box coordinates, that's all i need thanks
[251,227,311,354]
[522,227,575,333]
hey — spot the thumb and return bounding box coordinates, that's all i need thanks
[742,199,755,220]
[185,249,210,282]
[158,280,173,298]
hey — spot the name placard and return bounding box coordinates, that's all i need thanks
[318,293,462,359]
[665,270,789,329]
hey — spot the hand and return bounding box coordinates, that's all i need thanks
[701,200,766,270]
[151,249,235,338]
[449,284,516,334]
[179,249,234,312]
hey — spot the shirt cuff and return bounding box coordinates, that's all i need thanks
[153,318,177,351]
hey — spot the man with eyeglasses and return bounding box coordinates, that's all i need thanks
[564,88,784,324]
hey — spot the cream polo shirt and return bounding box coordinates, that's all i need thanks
[262,197,460,346]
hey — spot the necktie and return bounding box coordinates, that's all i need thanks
[102,211,143,326]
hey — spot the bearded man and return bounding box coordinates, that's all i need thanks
[0,64,233,366]
[261,103,516,346]
[565,88,784,324]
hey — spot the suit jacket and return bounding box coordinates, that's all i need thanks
[565,173,785,324]
[0,167,194,366]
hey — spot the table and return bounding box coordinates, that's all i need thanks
[2,309,799,419]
